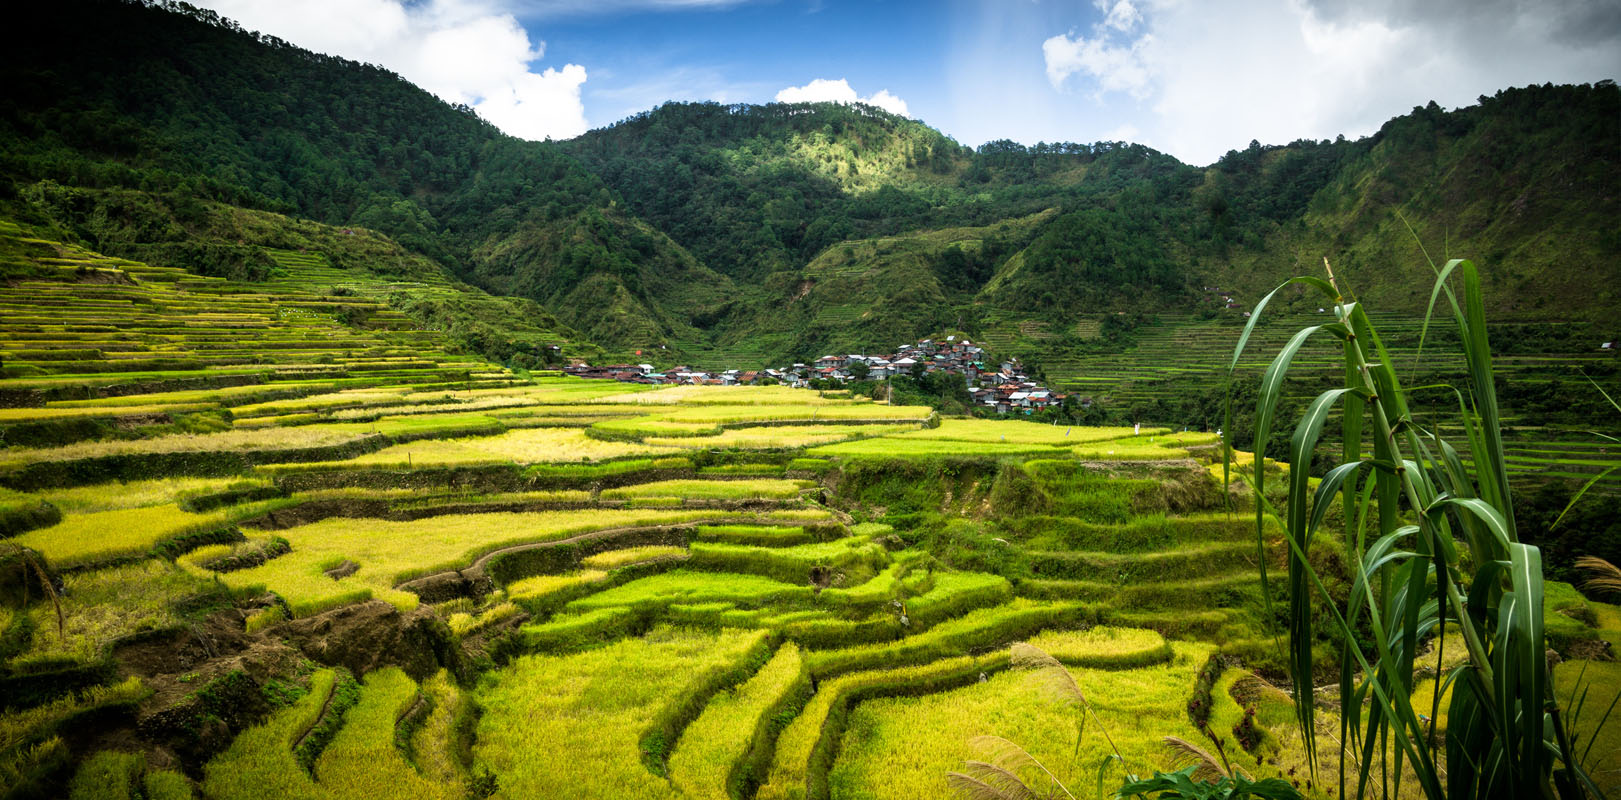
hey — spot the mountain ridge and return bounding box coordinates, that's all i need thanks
[1,0,1616,369]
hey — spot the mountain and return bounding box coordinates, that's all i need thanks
[1205,86,1621,316]
[0,0,729,357]
[2,0,1617,369]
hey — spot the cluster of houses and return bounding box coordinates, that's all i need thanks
[562,335,1071,414]
[968,377,1066,414]
[561,363,781,386]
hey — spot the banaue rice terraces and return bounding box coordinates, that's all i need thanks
[0,225,1616,800]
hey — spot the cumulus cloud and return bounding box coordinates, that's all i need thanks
[1042,25,1154,97]
[1099,0,1141,32]
[194,0,589,140]
[863,90,911,117]
[775,78,911,117]
[1042,0,1621,164]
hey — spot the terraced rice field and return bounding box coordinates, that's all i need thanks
[1,227,1617,800]
[1032,311,1621,494]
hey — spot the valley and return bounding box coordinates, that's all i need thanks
[0,1,1617,798]
[0,225,1615,799]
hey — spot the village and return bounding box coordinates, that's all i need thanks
[563,335,1072,414]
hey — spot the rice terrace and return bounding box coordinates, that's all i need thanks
[1,1,1619,799]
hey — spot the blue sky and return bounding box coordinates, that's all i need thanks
[540,1,954,126]
[529,0,1140,146]
[198,0,1620,165]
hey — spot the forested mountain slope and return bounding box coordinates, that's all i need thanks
[0,0,729,354]
[1,0,1616,367]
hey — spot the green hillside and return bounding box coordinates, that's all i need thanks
[681,210,1059,363]
[3,186,602,368]
[1208,85,1621,313]
[0,1,1615,398]
[4,0,1617,370]
[0,0,730,355]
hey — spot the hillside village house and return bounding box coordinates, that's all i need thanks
[565,335,1068,413]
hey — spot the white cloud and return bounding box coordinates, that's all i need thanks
[475,65,589,140]
[776,78,858,104]
[1041,0,1621,164]
[194,0,589,140]
[864,89,911,117]
[1043,0,1154,95]
[1100,0,1140,32]
[775,78,911,117]
[1042,29,1154,97]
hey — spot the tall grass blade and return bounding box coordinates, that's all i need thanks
[1550,466,1621,530]
[1455,260,1516,537]
[1246,252,1597,800]
[1284,386,1357,772]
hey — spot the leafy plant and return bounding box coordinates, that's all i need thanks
[1226,257,1610,798]
[1116,766,1300,800]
